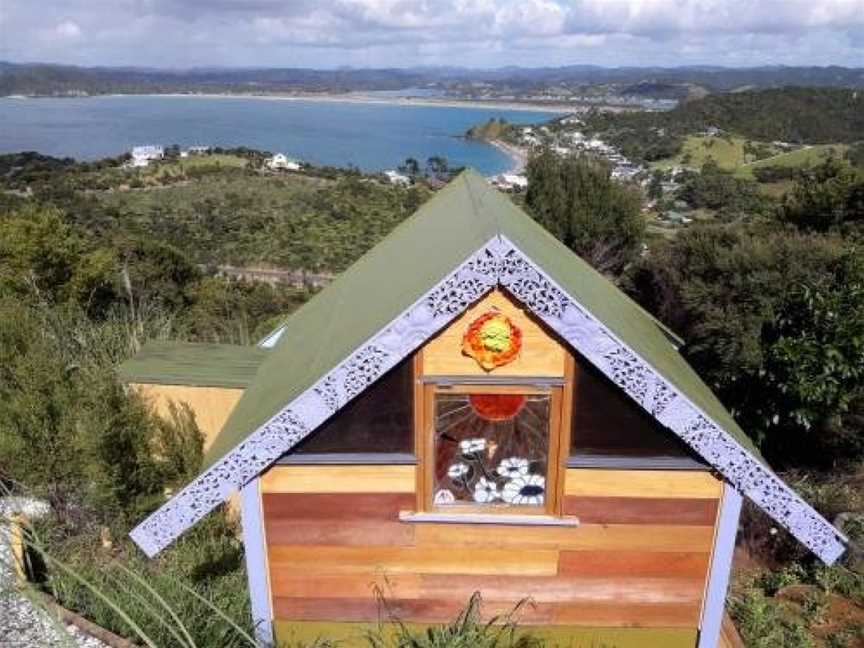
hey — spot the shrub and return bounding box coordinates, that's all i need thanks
[626,226,864,467]
[525,149,644,275]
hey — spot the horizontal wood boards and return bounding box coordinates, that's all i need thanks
[262,465,721,633]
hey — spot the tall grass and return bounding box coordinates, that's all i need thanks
[18,513,258,648]
[366,591,542,648]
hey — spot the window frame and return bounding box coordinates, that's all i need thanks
[414,355,574,518]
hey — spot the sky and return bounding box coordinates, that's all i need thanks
[1,0,864,69]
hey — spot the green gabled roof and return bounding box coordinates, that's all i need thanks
[118,341,269,389]
[204,169,761,469]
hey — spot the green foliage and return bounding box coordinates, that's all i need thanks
[848,142,864,169]
[525,149,644,275]
[367,593,542,648]
[0,300,203,521]
[86,172,430,272]
[34,514,254,648]
[0,205,83,302]
[676,161,767,217]
[778,158,864,232]
[729,589,813,648]
[179,277,311,345]
[586,88,864,163]
[626,226,864,465]
[760,253,864,430]
[752,165,800,183]
[465,119,518,145]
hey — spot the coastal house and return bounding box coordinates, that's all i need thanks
[125,171,847,648]
[384,169,411,186]
[492,173,528,192]
[130,145,164,167]
[266,153,301,171]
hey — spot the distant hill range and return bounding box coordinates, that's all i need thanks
[2,61,864,98]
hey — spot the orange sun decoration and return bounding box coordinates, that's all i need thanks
[469,393,526,421]
[462,310,522,371]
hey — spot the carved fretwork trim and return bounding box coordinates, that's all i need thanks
[130,241,502,556]
[131,235,846,564]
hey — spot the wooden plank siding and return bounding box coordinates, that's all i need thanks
[261,465,722,635]
[129,383,244,451]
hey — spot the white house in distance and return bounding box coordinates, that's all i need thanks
[266,153,301,171]
[384,169,411,186]
[130,145,164,168]
[492,173,528,192]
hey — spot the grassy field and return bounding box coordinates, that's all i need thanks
[741,144,849,177]
[652,135,756,171]
[149,153,249,179]
[653,135,850,181]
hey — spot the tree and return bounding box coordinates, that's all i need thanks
[426,156,449,180]
[647,171,664,201]
[525,149,645,275]
[778,158,864,232]
[399,157,420,178]
[0,205,80,301]
[847,142,864,169]
[677,160,766,217]
[626,226,864,467]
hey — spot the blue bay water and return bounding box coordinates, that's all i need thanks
[0,95,553,174]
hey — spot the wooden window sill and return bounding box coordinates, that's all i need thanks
[398,511,580,527]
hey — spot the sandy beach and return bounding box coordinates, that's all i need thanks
[102,91,576,115]
[488,139,529,175]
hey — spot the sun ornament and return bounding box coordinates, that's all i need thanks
[462,310,522,371]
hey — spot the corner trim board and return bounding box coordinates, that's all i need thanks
[698,482,742,648]
[240,478,273,646]
[130,235,845,564]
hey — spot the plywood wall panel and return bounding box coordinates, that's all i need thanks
[130,383,243,451]
[564,469,722,499]
[421,289,567,377]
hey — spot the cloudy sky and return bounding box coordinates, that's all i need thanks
[2,0,864,69]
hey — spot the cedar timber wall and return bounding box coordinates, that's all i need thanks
[129,383,244,451]
[260,290,724,645]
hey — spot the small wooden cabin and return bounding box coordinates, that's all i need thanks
[126,171,847,648]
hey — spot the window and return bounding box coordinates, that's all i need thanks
[569,359,703,467]
[284,357,414,459]
[420,384,564,514]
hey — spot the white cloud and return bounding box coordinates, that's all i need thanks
[52,19,83,39]
[1,0,862,67]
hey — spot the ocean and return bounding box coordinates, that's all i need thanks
[0,95,554,174]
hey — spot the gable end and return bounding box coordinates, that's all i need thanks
[130,235,846,564]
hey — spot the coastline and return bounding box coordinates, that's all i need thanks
[487,139,529,175]
[4,91,575,115]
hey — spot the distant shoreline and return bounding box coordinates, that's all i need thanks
[2,91,576,115]
[487,139,529,175]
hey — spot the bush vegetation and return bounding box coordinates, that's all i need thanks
[585,88,864,163]
[3,138,864,646]
[525,149,645,275]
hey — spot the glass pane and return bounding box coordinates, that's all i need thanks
[433,392,550,508]
[289,357,413,455]
[569,360,697,460]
